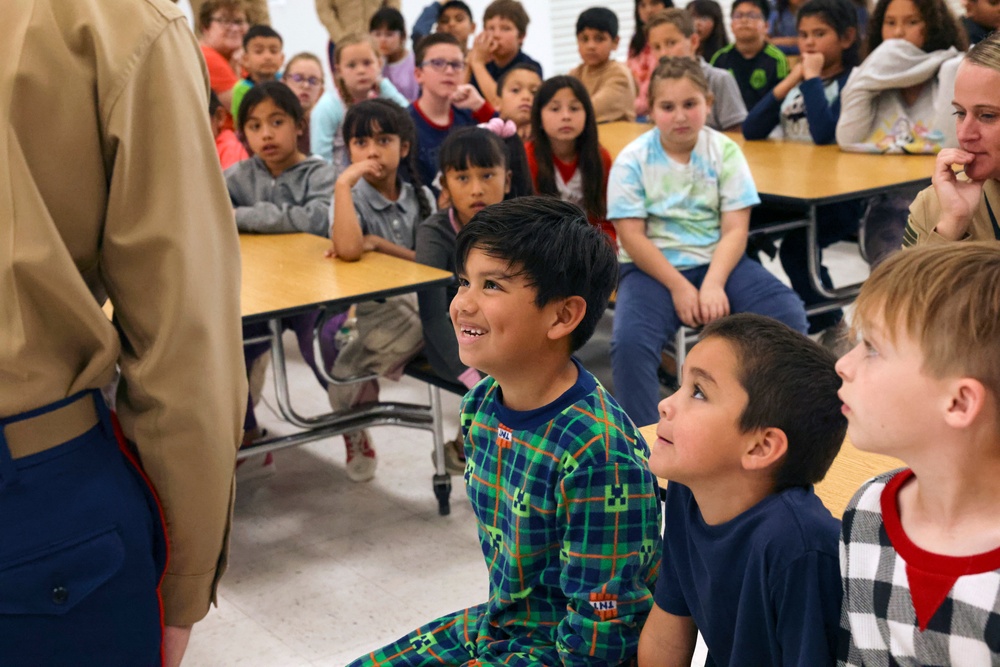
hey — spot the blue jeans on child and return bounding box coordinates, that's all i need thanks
[611,257,808,426]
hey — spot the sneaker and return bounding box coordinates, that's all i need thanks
[236,451,276,482]
[344,429,377,482]
[431,437,467,476]
[819,320,852,357]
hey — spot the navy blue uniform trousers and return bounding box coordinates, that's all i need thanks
[0,391,167,666]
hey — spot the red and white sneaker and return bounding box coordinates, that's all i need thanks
[344,429,377,482]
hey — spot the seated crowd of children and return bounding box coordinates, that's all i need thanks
[200,0,1000,662]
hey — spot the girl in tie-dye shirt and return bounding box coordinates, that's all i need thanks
[607,56,808,426]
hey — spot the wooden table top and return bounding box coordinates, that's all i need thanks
[240,233,453,322]
[638,424,903,519]
[598,121,936,206]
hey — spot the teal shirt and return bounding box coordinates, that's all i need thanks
[608,126,760,269]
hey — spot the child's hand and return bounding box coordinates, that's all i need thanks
[670,280,702,328]
[470,32,494,65]
[451,84,485,111]
[337,158,384,189]
[800,52,825,80]
[324,244,338,258]
[698,283,730,325]
[362,234,383,253]
[931,148,984,240]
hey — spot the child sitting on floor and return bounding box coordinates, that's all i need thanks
[837,242,1000,664]
[639,313,846,665]
[349,197,662,666]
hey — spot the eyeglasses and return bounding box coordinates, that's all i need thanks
[731,11,765,20]
[210,17,249,29]
[287,73,323,87]
[420,58,465,73]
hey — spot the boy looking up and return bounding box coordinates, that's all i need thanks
[640,313,845,666]
[837,242,1000,665]
[412,0,477,53]
[348,197,663,666]
[569,7,638,123]
[647,9,748,131]
[230,24,284,118]
[710,0,789,110]
[469,0,543,108]
[410,33,495,189]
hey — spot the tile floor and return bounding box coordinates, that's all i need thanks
[183,243,868,666]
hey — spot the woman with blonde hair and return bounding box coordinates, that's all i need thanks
[905,33,1000,246]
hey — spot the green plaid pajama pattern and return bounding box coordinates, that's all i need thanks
[349,368,662,666]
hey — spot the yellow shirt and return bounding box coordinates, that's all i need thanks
[2,0,247,625]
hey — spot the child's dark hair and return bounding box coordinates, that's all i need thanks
[496,62,542,94]
[733,0,771,20]
[483,0,531,37]
[454,197,618,352]
[866,0,967,54]
[415,32,463,64]
[688,0,730,57]
[370,7,407,35]
[699,314,847,492]
[439,0,474,21]
[237,81,304,136]
[209,90,223,115]
[530,76,606,220]
[629,0,674,58]
[577,7,620,39]
[342,99,433,221]
[797,0,860,68]
[242,24,282,49]
[437,126,534,199]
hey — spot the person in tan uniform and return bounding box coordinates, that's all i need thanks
[903,33,1000,247]
[315,0,401,73]
[2,1,246,665]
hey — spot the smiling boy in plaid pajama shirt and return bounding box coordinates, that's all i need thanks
[348,198,662,666]
[836,242,1000,665]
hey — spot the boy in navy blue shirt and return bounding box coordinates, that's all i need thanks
[410,32,495,189]
[639,313,845,666]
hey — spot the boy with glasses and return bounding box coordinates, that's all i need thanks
[710,0,790,109]
[409,33,495,190]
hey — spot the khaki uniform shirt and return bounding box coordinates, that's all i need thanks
[2,0,247,625]
[904,179,1000,247]
[315,0,401,43]
[568,60,638,124]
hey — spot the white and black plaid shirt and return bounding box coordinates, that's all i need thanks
[838,469,1000,666]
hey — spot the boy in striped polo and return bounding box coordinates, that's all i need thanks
[348,197,662,666]
[836,242,1000,665]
